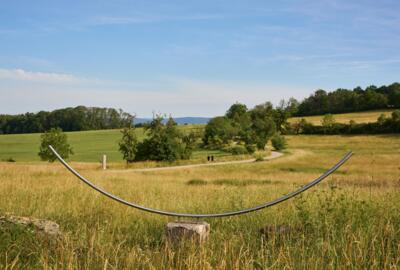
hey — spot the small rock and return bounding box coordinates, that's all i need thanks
[166,221,210,244]
[0,214,61,237]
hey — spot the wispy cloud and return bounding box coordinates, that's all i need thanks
[88,13,225,26]
[0,68,308,116]
[322,58,400,70]
[0,29,20,35]
[0,68,85,84]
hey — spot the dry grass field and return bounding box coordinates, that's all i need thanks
[0,135,399,269]
[289,109,395,125]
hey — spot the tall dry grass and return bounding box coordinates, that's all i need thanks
[0,135,399,269]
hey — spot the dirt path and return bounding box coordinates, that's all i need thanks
[113,151,284,173]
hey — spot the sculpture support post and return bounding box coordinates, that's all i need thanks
[166,221,210,244]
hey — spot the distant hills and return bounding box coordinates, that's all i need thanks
[135,117,211,125]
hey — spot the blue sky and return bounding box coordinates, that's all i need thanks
[1,0,399,117]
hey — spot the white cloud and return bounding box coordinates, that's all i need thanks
[0,70,308,117]
[0,68,84,84]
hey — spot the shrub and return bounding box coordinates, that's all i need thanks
[187,179,207,185]
[254,153,265,162]
[38,128,73,162]
[226,145,248,155]
[392,110,400,122]
[245,144,256,154]
[271,134,287,151]
[377,114,386,125]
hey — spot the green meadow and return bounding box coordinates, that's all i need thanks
[0,125,226,163]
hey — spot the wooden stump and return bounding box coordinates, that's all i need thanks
[166,221,210,244]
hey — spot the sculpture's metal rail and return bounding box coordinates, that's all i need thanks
[49,146,352,218]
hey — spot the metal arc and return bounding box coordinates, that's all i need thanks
[49,145,352,218]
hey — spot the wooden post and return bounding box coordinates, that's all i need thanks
[102,155,107,170]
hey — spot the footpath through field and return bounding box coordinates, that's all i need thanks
[113,151,284,173]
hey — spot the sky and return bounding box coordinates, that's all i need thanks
[1,0,399,117]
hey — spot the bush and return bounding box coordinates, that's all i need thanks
[271,134,287,151]
[392,110,400,122]
[254,153,265,162]
[225,145,248,155]
[187,179,208,185]
[245,144,256,154]
[38,128,73,162]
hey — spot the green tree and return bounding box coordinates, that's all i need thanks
[250,117,276,149]
[226,103,252,144]
[273,100,291,132]
[392,110,400,122]
[182,132,198,159]
[286,97,300,116]
[226,103,248,120]
[160,117,186,162]
[38,128,73,162]
[388,83,400,107]
[249,102,276,150]
[119,127,138,163]
[321,114,336,133]
[203,117,237,148]
[271,133,287,151]
[135,116,194,162]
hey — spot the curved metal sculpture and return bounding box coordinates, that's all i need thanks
[49,145,352,218]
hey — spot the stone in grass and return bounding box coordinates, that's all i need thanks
[166,221,210,244]
[0,214,61,237]
[259,224,302,240]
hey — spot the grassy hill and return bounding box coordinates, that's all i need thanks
[0,125,222,163]
[289,109,395,125]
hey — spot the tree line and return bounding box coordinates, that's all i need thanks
[294,83,400,116]
[2,82,399,135]
[0,106,134,134]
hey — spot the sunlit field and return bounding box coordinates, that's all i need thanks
[0,134,399,269]
[289,109,395,125]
